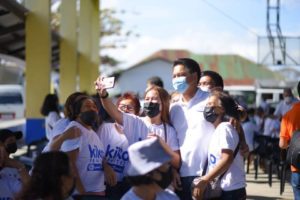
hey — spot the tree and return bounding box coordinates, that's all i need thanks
[51,3,138,68]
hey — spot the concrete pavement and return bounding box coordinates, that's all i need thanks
[246,167,294,200]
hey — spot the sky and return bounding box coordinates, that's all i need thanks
[101,0,300,72]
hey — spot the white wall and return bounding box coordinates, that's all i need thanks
[117,59,174,97]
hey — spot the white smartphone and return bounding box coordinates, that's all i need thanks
[101,77,115,89]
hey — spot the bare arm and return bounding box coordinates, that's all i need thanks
[49,127,81,151]
[67,149,85,194]
[202,149,233,182]
[95,77,123,125]
[5,158,30,185]
[279,137,289,149]
[102,159,117,186]
[193,149,233,199]
[231,119,249,157]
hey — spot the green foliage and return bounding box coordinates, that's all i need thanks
[50,4,138,68]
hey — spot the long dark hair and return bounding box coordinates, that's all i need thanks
[63,92,86,118]
[40,94,59,116]
[17,151,71,200]
[211,90,240,120]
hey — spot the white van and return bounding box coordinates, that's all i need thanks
[0,84,25,120]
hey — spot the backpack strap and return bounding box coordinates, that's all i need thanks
[163,123,167,143]
[202,143,240,179]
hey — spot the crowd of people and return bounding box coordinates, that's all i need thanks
[0,57,299,200]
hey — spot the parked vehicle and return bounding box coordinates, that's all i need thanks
[0,84,25,120]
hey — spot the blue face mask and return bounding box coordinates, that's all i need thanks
[172,76,189,94]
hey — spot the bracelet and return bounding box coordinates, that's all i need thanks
[100,92,109,99]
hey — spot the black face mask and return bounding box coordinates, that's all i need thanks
[79,111,99,127]
[154,166,173,189]
[6,142,18,154]
[143,102,160,118]
[203,106,219,124]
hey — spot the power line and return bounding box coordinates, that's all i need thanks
[201,0,258,37]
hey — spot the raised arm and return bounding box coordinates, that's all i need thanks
[95,77,123,125]
[49,126,81,151]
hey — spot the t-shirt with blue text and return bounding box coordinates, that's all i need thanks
[61,121,105,193]
[97,122,129,181]
[207,122,246,191]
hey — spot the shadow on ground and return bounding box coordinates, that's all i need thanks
[247,195,288,200]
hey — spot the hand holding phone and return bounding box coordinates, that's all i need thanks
[102,77,115,89]
[95,76,115,89]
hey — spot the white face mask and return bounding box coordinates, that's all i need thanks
[199,86,211,92]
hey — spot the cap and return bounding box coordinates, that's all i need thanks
[127,137,171,176]
[0,129,23,142]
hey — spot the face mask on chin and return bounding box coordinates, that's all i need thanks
[172,76,189,94]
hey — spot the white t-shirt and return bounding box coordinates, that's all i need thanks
[242,121,258,152]
[0,167,22,199]
[274,98,298,118]
[122,113,179,151]
[45,111,61,140]
[51,118,71,140]
[42,118,71,152]
[263,117,280,138]
[207,122,246,191]
[170,89,215,177]
[61,121,105,193]
[121,188,179,200]
[97,122,129,181]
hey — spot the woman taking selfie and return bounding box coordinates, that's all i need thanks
[95,77,180,170]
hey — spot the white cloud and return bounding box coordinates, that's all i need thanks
[103,25,259,71]
[101,0,120,9]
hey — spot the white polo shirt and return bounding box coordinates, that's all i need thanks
[170,89,215,177]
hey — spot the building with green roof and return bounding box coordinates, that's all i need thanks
[116,49,290,106]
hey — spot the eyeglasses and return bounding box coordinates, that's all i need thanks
[118,104,135,112]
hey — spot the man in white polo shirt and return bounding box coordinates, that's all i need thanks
[170,58,215,200]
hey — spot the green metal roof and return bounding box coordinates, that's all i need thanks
[127,49,283,86]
